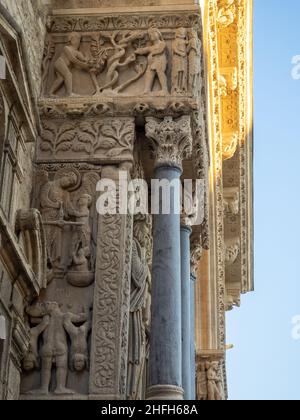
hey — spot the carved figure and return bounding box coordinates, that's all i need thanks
[217,0,236,27]
[49,33,91,97]
[70,194,92,251]
[172,28,188,94]
[127,217,152,400]
[40,171,79,269]
[64,316,90,372]
[23,316,50,371]
[135,28,168,95]
[95,31,146,95]
[26,302,87,395]
[188,29,202,94]
[206,361,224,401]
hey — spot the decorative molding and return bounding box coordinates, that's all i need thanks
[38,117,135,163]
[48,13,202,33]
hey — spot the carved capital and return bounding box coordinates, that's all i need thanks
[145,116,192,169]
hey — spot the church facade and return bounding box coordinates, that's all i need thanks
[0,0,253,400]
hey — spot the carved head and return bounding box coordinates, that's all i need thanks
[44,301,60,314]
[176,27,187,39]
[148,28,163,43]
[23,353,38,372]
[73,353,87,372]
[69,32,82,50]
[77,194,92,208]
[60,173,78,189]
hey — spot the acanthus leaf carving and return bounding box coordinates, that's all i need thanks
[145,115,193,169]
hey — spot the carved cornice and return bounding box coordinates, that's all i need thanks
[47,12,202,33]
[145,116,193,169]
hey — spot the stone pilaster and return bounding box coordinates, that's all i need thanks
[89,164,133,400]
[145,116,192,400]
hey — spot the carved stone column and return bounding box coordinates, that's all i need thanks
[180,223,192,400]
[145,116,192,400]
[190,273,196,400]
[89,164,133,400]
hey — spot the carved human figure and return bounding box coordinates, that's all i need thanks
[172,28,188,94]
[71,194,92,251]
[49,33,91,97]
[71,245,91,272]
[127,218,152,400]
[64,316,90,372]
[135,28,168,95]
[23,316,50,372]
[188,29,202,95]
[206,361,224,401]
[40,172,78,269]
[26,302,87,395]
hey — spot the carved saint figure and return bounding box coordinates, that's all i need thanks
[64,316,90,372]
[206,361,224,401]
[26,302,87,395]
[49,33,91,97]
[172,28,188,94]
[127,218,152,400]
[135,28,168,95]
[188,29,202,95]
[40,171,78,270]
[23,316,50,372]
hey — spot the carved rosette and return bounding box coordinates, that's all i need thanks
[145,116,193,169]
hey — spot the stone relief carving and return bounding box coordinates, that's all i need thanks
[42,25,203,99]
[135,28,168,95]
[188,29,202,96]
[145,116,193,169]
[48,14,201,34]
[37,169,99,278]
[127,215,152,401]
[172,28,188,95]
[222,132,239,160]
[197,361,225,401]
[217,0,237,27]
[24,302,88,395]
[39,118,135,161]
[50,33,93,97]
[223,187,240,215]
[225,237,240,266]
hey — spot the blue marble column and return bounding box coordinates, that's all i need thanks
[181,225,192,400]
[145,116,193,400]
[190,274,196,400]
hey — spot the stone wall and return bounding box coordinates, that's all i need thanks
[0,0,47,98]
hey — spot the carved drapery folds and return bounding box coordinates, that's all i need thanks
[127,215,152,401]
[15,209,47,290]
[145,116,193,169]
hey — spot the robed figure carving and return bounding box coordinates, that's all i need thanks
[127,218,151,400]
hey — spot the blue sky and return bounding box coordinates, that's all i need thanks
[226,0,300,400]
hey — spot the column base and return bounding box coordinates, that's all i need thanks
[146,385,184,400]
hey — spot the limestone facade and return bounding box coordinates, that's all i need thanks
[0,0,253,400]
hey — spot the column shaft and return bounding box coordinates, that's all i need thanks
[148,165,183,400]
[181,225,192,400]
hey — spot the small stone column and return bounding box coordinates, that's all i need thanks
[180,223,192,400]
[145,116,193,400]
[190,273,196,400]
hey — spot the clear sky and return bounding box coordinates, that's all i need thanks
[226,0,300,400]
